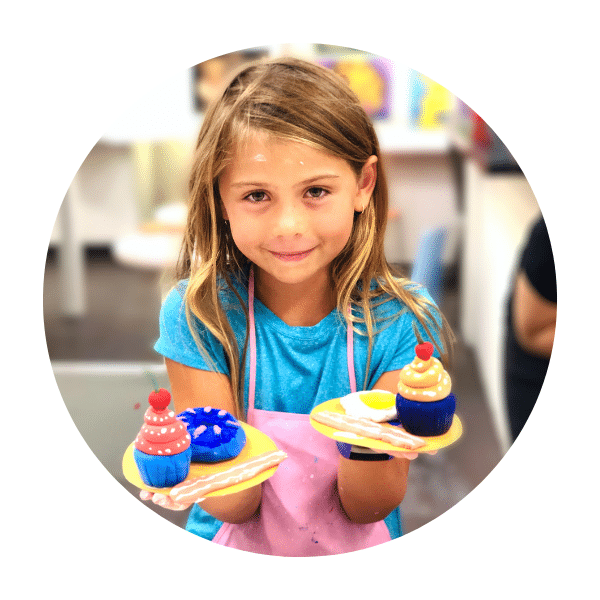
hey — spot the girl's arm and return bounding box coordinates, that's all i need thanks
[336,369,410,524]
[512,270,556,359]
[163,357,262,524]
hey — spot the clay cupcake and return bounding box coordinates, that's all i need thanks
[134,387,192,487]
[396,342,456,436]
[177,407,246,463]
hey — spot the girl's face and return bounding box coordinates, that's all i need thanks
[219,132,377,289]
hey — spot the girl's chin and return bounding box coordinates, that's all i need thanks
[255,259,327,286]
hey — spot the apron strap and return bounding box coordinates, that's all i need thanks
[248,266,257,412]
[347,316,357,394]
[247,265,356,411]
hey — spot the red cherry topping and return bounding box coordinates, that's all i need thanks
[148,388,171,411]
[415,342,434,361]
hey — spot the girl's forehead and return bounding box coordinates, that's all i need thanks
[228,130,332,166]
[231,128,294,155]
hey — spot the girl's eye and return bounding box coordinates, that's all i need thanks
[245,191,268,203]
[306,187,328,200]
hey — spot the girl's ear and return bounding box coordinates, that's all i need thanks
[354,155,378,212]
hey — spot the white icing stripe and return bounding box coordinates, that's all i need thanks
[170,450,287,503]
[312,411,425,449]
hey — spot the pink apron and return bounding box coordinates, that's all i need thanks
[211,269,391,556]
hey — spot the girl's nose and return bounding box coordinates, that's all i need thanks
[272,202,306,237]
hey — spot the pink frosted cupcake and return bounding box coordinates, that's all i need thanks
[133,388,192,487]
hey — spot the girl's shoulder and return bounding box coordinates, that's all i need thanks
[161,275,248,338]
[166,275,248,307]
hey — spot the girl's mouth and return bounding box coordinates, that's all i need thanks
[269,248,315,262]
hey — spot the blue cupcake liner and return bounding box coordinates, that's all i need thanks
[395,392,456,437]
[134,446,192,488]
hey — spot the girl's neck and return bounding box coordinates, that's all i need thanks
[253,268,336,327]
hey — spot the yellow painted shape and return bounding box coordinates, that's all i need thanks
[310,398,462,453]
[358,390,396,409]
[419,75,453,129]
[336,60,385,114]
[123,421,280,497]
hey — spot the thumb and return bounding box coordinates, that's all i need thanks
[388,449,438,460]
[388,451,418,460]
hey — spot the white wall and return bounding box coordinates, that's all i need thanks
[384,153,459,264]
[460,157,541,451]
[51,143,140,246]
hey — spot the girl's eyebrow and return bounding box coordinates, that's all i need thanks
[230,174,340,189]
[298,174,340,186]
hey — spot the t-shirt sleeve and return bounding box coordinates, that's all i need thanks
[520,218,557,303]
[366,288,444,387]
[154,285,230,375]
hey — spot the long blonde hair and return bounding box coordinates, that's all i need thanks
[176,56,454,419]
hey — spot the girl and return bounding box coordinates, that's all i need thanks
[142,56,454,556]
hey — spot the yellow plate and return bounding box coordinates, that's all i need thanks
[123,422,280,497]
[310,398,463,453]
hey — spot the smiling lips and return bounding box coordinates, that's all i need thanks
[268,248,315,262]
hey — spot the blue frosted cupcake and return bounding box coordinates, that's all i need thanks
[133,388,192,487]
[177,407,246,463]
[396,342,456,436]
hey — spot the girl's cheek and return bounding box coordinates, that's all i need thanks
[229,224,258,252]
[325,213,354,239]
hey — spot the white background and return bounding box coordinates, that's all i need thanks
[3,1,597,597]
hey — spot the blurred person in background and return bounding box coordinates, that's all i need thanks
[504,217,557,442]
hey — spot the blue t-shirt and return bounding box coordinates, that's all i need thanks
[154,275,441,543]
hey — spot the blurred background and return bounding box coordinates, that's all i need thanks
[44,44,542,534]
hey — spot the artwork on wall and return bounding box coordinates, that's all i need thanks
[317,49,394,121]
[408,71,454,129]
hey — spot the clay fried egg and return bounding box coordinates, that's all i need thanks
[340,390,397,422]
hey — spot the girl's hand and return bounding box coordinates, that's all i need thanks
[385,449,438,460]
[139,489,195,511]
[338,441,437,461]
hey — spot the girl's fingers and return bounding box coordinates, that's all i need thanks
[389,449,439,459]
[389,451,418,460]
[151,493,170,507]
[152,492,190,511]
[139,488,192,510]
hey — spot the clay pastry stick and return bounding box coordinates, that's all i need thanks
[170,450,287,504]
[312,411,426,450]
